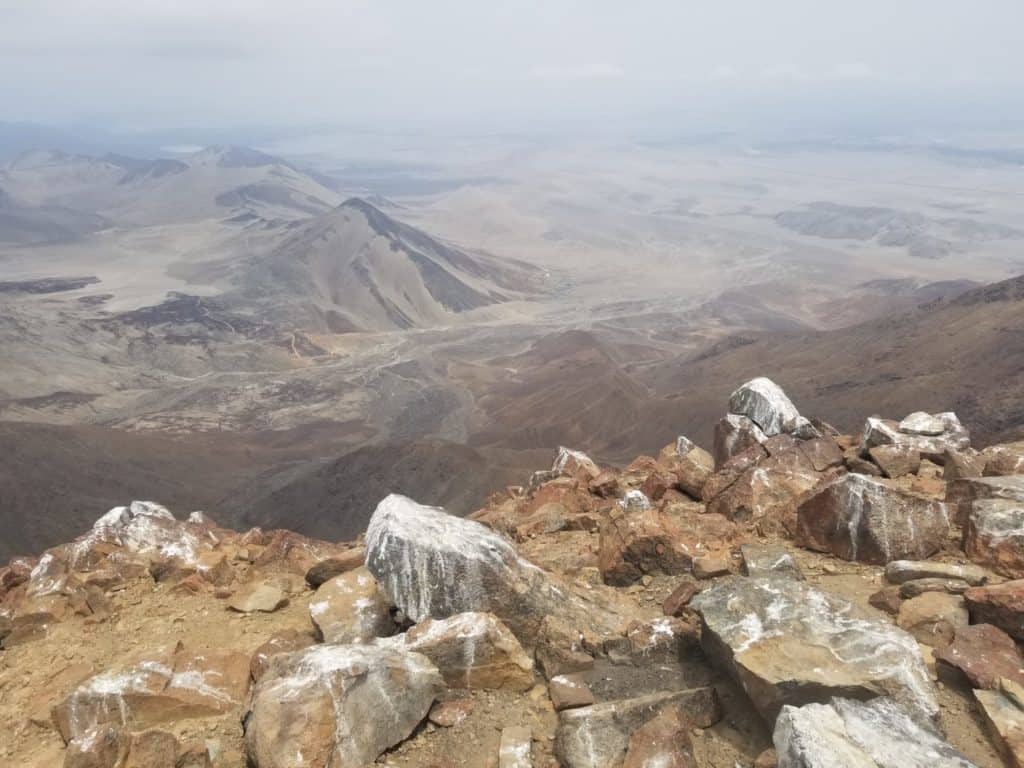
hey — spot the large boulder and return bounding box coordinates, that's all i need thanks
[896,592,968,647]
[657,437,714,498]
[245,644,442,768]
[964,500,1024,578]
[974,688,1024,767]
[713,414,767,469]
[860,413,970,463]
[728,377,808,438]
[947,475,1024,525]
[598,501,738,586]
[552,446,601,484]
[308,566,394,644]
[774,697,975,768]
[383,612,534,691]
[365,494,620,643]
[982,443,1024,476]
[963,581,1024,640]
[52,644,250,743]
[935,624,1024,690]
[691,577,938,722]
[796,474,949,564]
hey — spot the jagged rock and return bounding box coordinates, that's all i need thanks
[53,644,250,743]
[728,377,805,438]
[598,501,737,586]
[896,592,967,647]
[799,436,845,472]
[935,624,1024,689]
[536,615,595,678]
[244,644,443,768]
[965,500,1024,578]
[773,697,976,768]
[428,698,474,727]
[713,414,767,469]
[621,706,696,768]
[943,448,986,481]
[498,726,532,768]
[898,578,970,598]
[304,547,366,587]
[552,447,601,484]
[868,444,921,479]
[228,580,289,613]
[366,494,620,643]
[947,475,1024,525]
[385,612,534,691]
[662,579,701,617]
[964,581,1024,640]
[693,552,731,579]
[589,470,621,498]
[549,673,595,711]
[974,688,1024,768]
[860,413,970,463]
[123,729,184,768]
[252,530,349,576]
[691,577,938,721]
[308,566,394,644]
[884,560,989,586]
[554,689,720,768]
[982,443,1024,476]
[64,724,131,768]
[250,630,316,683]
[741,544,803,580]
[845,448,885,477]
[796,474,949,564]
[868,586,903,616]
[657,437,714,498]
[623,616,697,665]
[899,412,947,436]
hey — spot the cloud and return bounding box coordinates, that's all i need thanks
[529,63,626,82]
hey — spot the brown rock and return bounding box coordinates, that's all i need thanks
[753,748,778,768]
[713,414,767,469]
[250,630,316,683]
[228,580,289,613]
[943,448,986,481]
[498,726,532,768]
[308,566,394,644]
[899,578,970,598]
[535,615,594,679]
[798,436,845,472]
[796,474,949,564]
[428,698,475,727]
[252,530,348,576]
[947,475,1024,526]
[965,581,1024,640]
[662,580,701,617]
[869,444,922,479]
[982,442,1024,476]
[626,617,697,663]
[123,729,181,768]
[588,470,621,498]
[693,553,731,579]
[897,592,968,647]
[549,674,595,711]
[884,559,989,585]
[868,586,903,615]
[64,725,130,768]
[304,547,366,587]
[974,688,1024,768]
[935,623,1024,689]
[657,437,714,498]
[844,448,884,477]
[965,499,1024,578]
[740,544,803,580]
[641,469,676,502]
[621,706,695,768]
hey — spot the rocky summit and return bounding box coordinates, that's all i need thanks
[4,376,1024,767]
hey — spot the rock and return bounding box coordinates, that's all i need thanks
[799,436,845,472]
[227,581,289,613]
[549,674,595,711]
[552,447,601,484]
[868,586,903,616]
[63,725,131,768]
[692,553,731,579]
[845,448,885,477]
[896,592,968,647]
[982,443,1024,477]
[625,617,697,664]
[899,412,947,436]
[974,688,1024,768]
[365,494,619,644]
[662,580,701,617]
[964,581,1024,640]
[588,470,621,498]
[861,413,970,463]
[554,689,720,768]
[252,530,349,577]
[250,630,316,683]
[884,560,989,586]
[947,475,1024,525]
[943,449,986,481]
[245,644,442,768]
[618,489,652,512]
[868,445,921,479]
[428,698,474,727]
[796,474,949,564]
[898,578,970,598]
[934,624,1024,689]
[754,748,779,768]
[53,644,250,743]
[308,566,394,644]
[773,696,976,768]
[691,577,938,721]
[740,544,803,580]
[303,547,366,587]
[657,437,714,498]
[621,706,696,768]
[123,729,183,768]
[713,414,767,469]
[965,500,1024,578]
[728,377,805,438]
[498,726,532,768]
[598,501,737,586]
[536,615,595,679]
[388,612,534,691]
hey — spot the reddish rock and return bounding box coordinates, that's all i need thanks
[693,553,731,579]
[965,499,1024,578]
[868,586,903,616]
[549,673,595,711]
[250,630,317,683]
[657,437,714,498]
[869,444,921,479]
[428,698,474,727]
[943,448,987,481]
[304,547,366,587]
[947,475,1024,526]
[626,617,697,663]
[552,446,601,484]
[896,592,968,647]
[64,724,131,768]
[123,729,182,768]
[536,615,594,679]
[252,530,348,576]
[982,442,1024,476]
[796,474,949,564]
[641,468,676,502]
[621,705,696,768]
[588,470,621,498]
[935,623,1024,689]
[712,414,767,470]
[965,581,1024,640]
[798,436,845,472]
[662,580,701,617]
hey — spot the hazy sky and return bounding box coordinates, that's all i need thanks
[2,0,1023,136]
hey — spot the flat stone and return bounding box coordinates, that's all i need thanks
[662,579,701,617]
[868,586,903,616]
[898,578,970,599]
[304,547,366,587]
[861,413,970,463]
[896,592,968,647]
[428,698,474,727]
[227,581,289,614]
[692,577,938,722]
[869,445,921,479]
[773,697,976,768]
[935,624,1024,690]
[974,689,1024,768]
[884,560,989,586]
[965,500,1024,578]
[741,544,803,580]
[549,674,595,711]
[796,475,949,564]
[899,412,947,436]
[693,552,731,579]
[554,689,720,768]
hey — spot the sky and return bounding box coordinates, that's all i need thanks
[2,0,1023,138]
